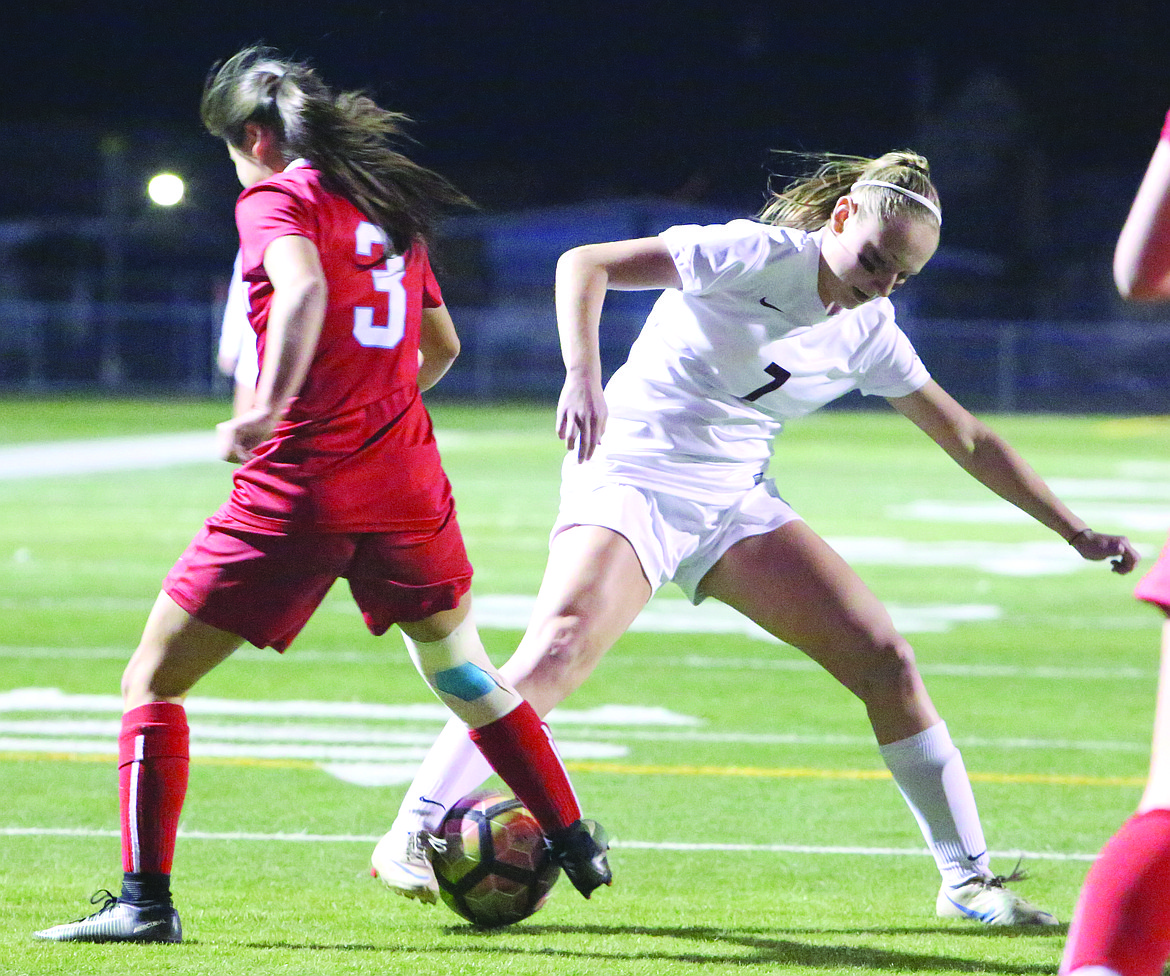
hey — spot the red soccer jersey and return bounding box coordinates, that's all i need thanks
[212,161,455,533]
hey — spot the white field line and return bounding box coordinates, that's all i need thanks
[0,593,1009,634]
[0,688,1150,754]
[890,499,1170,534]
[0,641,1157,682]
[0,825,1098,862]
[673,654,1156,682]
[0,432,218,479]
[0,688,696,727]
[0,429,479,480]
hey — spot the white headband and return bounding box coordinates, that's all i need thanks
[851,179,942,225]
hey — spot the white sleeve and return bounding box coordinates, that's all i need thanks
[218,252,258,385]
[659,220,773,295]
[855,304,931,398]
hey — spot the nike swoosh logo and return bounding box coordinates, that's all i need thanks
[759,297,784,313]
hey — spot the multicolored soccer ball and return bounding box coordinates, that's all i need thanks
[431,789,560,927]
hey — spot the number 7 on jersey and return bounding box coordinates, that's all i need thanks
[742,362,791,402]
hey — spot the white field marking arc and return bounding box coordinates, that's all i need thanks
[4,431,1166,570]
[0,432,218,479]
[0,689,698,726]
[0,429,486,480]
[0,641,1158,680]
[0,594,1006,634]
[821,537,1148,577]
[672,654,1156,681]
[890,498,1170,534]
[0,688,1152,755]
[0,825,1099,862]
[1,428,1165,493]
[0,733,625,764]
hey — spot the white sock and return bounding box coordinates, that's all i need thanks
[1065,969,1122,976]
[878,720,991,885]
[393,715,494,834]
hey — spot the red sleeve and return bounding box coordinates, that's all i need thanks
[416,244,444,308]
[235,185,316,280]
[1161,106,1170,142]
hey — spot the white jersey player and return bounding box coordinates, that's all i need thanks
[373,150,1139,925]
[216,251,260,415]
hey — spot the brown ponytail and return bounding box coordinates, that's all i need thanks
[201,45,473,253]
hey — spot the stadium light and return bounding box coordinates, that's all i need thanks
[147,172,185,207]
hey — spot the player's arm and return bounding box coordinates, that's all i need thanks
[217,234,327,463]
[417,303,460,392]
[888,380,1139,573]
[554,238,682,462]
[1115,123,1170,301]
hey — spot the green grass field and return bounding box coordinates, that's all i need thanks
[2,396,1168,975]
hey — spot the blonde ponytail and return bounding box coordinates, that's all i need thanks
[758,150,939,230]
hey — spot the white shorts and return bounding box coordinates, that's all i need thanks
[551,463,802,604]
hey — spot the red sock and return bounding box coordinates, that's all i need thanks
[118,702,189,876]
[468,700,581,836]
[1062,808,1170,976]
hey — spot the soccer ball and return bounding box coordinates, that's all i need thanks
[431,789,560,927]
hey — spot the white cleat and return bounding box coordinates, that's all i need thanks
[936,874,1058,926]
[371,828,441,905]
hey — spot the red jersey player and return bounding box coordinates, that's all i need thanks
[34,46,610,945]
[1061,108,1170,976]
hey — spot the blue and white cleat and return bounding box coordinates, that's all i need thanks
[936,873,1058,926]
[371,827,441,905]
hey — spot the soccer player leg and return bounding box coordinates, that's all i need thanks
[1060,809,1170,976]
[701,519,1055,925]
[876,723,1053,925]
[371,712,495,903]
[401,602,612,897]
[35,591,243,943]
[1061,615,1170,975]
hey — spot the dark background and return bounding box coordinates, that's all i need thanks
[6,1,1169,212]
[3,1,1170,405]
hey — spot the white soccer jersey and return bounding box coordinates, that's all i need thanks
[218,251,259,387]
[588,218,930,500]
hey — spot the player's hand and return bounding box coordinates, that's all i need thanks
[216,408,277,464]
[556,367,607,463]
[1069,529,1141,575]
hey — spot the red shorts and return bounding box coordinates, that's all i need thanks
[163,511,473,651]
[1135,533,1170,614]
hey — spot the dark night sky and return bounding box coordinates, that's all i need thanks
[3,1,1170,212]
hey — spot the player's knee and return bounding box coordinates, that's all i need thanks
[525,614,601,685]
[849,633,921,705]
[121,647,156,702]
[121,652,181,707]
[120,663,141,705]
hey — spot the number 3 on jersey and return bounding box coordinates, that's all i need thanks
[353,221,407,349]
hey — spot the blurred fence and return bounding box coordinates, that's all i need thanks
[2,292,1170,413]
[447,311,1170,414]
[901,318,1170,414]
[2,194,1170,413]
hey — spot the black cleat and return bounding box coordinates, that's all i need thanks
[33,890,182,943]
[548,819,612,898]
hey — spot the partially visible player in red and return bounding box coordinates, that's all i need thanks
[1061,107,1170,976]
[34,45,610,946]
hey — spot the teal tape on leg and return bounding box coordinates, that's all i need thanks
[434,663,499,702]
